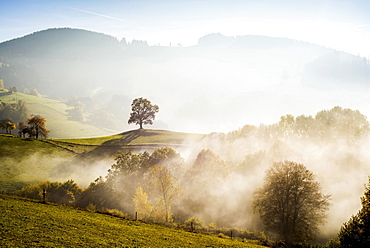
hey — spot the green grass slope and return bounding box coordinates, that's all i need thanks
[58,129,204,157]
[0,90,112,138]
[0,129,203,192]
[0,194,265,248]
[0,134,75,192]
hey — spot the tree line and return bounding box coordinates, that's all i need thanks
[18,147,370,247]
[18,146,330,247]
[15,103,370,247]
[0,100,49,138]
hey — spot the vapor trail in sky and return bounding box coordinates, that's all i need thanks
[70,7,127,22]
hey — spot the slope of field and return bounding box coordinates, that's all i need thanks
[0,90,112,138]
[0,129,203,192]
[53,129,204,157]
[0,194,265,248]
[0,134,75,192]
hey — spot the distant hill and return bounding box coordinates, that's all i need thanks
[2,28,369,99]
[0,28,122,60]
[1,28,370,133]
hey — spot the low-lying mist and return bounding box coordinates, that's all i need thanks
[16,106,367,244]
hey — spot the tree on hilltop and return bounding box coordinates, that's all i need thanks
[253,161,330,247]
[128,97,159,129]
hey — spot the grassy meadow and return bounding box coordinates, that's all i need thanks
[0,194,265,248]
[0,134,75,191]
[0,90,111,138]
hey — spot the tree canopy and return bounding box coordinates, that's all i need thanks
[338,176,370,247]
[145,165,182,222]
[128,97,159,129]
[253,161,330,247]
[0,100,29,124]
[27,115,49,139]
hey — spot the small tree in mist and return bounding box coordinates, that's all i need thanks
[337,176,370,247]
[3,121,16,134]
[76,176,117,210]
[253,161,330,247]
[133,186,153,221]
[128,97,159,129]
[145,165,182,222]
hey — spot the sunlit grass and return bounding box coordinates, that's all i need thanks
[0,194,265,248]
[0,129,203,192]
[0,135,74,192]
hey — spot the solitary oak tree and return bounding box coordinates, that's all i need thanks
[128,97,159,129]
[253,161,330,247]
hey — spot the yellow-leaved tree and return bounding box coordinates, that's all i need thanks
[145,165,182,222]
[133,186,152,221]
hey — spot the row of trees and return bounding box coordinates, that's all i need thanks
[225,106,369,143]
[22,150,370,247]
[18,115,49,139]
[19,146,333,247]
[0,115,49,138]
[0,98,49,138]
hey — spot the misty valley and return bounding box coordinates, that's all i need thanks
[2,28,370,247]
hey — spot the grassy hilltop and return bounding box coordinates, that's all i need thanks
[0,88,203,191]
[0,194,265,248]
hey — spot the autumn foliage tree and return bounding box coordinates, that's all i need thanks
[145,165,182,222]
[253,161,330,247]
[128,97,159,129]
[5,121,16,134]
[27,115,49,139]
[133,186,153,221]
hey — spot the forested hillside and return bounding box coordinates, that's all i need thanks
[1,28,370,133]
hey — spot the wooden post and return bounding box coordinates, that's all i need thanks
[42,189,46,203]
[230,230,233,240]
[135,212,138,221]
[191,221,194,232]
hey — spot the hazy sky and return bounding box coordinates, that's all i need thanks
[2,0,370,58]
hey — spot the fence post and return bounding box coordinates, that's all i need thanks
[42,189,46,203]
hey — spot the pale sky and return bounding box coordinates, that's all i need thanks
[1,0,370,58]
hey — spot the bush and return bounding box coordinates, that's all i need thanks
[184,217,204,231]
[86,203,96,212]
[18,180,82,204]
